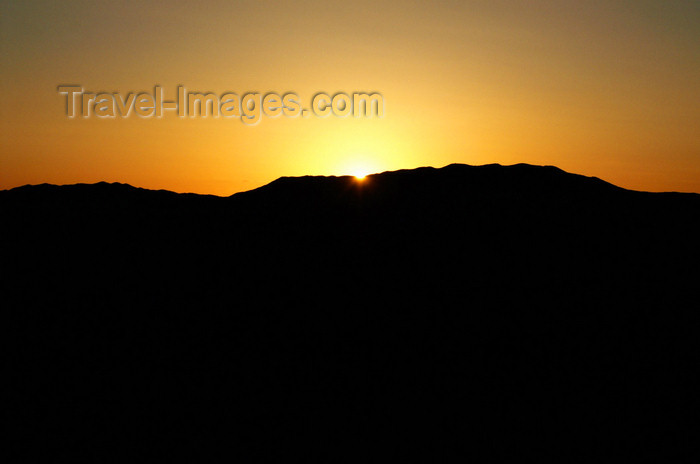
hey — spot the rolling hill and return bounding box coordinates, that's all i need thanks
[3,163,699,460]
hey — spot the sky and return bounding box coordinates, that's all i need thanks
[1,0,699,195]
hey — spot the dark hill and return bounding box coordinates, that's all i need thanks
[2,163,699,461]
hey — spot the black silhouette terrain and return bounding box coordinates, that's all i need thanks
[3,163,699,461]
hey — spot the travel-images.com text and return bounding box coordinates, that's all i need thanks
[58,86,384,125]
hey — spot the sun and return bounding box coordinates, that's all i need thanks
[339,158,378,182]
[350,167,371,181]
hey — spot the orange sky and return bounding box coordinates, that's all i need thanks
[1,1,699,195]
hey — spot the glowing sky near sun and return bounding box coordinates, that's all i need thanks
[1,1,699,195]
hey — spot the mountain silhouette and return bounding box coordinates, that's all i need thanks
[3,163,699,461]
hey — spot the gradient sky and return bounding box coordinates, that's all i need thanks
[1,0,699,195]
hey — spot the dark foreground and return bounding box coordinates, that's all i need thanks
[3,164,699,460]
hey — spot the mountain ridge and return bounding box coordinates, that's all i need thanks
[3,163,698,198]
[3,161,700,461]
